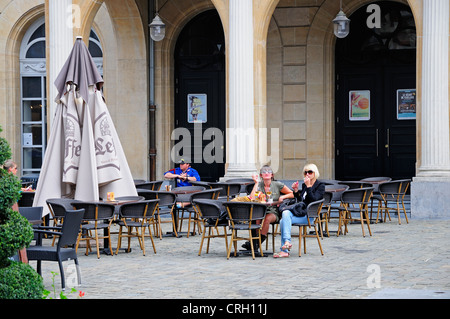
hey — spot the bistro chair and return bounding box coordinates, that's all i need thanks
[209,182,242,201]
[135,180,164,191]
[377,180,409,225]
[19,206,43,241]
[172,186,205,235]
[72,201,116,258]
[398,179,411,223]
[115,199,159,256]
[338,187,374,237]
[18,206,43,224]
[192,199,229,256]
[291,199,325,257]
[324,184,349,230]
[26,209,85,290]
[223,201,267,260]
[180,189,222,237]
[18,191,35,207]
[151,191,178,239]
[318,191,333,238]
[46,198,79,227]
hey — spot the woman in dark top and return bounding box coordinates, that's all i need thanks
[274,163,325,258]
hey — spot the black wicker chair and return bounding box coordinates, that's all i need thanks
[26,209,85,290]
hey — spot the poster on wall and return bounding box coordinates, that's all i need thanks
[397,89,416,120]
[349,90,370,121]
[187,94,207,123]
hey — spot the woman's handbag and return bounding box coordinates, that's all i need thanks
[279,198,307,217]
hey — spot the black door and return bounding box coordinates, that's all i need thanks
[174,10,225,182]
[335,1,416,180]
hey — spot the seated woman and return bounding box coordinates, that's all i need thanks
[274,163,325,258]
[241,165,293,250]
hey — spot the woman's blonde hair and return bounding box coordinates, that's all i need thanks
[303,163,320,179]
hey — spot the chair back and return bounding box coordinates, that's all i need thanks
[341,187,370,204]
[306,199,325,219]
[397,179,411,195]
[153,191,177,207]
[46,198,78,219]
[58,209,85,247]
[243,183,255,194]
[325,184,349,201]
[72,202,116,221]
[209,182,241,200]
[19,206,43,221]
[192,199,225,220]
[226,178,255,193]
[119,199,159,219]
[379,181,402,197]
[135,180,164,191]
[323,192,333,206]
[189,189,219,204]
[18,191,35,207]
[223,202,266,224]
[137,189,158,200]
[340,181,366,189]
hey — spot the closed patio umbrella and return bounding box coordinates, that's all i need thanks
[33,37,137,215]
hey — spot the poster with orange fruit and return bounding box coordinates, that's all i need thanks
[349,90,370,121]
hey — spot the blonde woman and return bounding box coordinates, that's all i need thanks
[274,163,325,258]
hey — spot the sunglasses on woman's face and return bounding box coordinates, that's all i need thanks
[304,170,314,175]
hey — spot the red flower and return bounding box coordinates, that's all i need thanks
[79,291,85,298]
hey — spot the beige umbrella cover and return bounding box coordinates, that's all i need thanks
[33,38,136,215]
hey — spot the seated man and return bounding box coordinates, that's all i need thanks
[164,159,201,187]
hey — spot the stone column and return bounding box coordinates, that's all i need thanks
[225,0,258,178]
[47,0,74,122]
[411,0,450,218]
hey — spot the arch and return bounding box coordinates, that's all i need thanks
[2,2,45,165]
[306,0,414,178]
[154,0,217,176]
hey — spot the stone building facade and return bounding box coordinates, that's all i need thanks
[0,0,448,217]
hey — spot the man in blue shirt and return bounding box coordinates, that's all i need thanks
[164,159,201,187]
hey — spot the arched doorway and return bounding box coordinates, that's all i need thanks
[174,10,226,182]
[335,1,416,180]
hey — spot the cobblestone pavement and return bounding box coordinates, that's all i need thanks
[34,216,450,300]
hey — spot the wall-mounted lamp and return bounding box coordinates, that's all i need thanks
[149,0,165,41]
[333,0,350,38]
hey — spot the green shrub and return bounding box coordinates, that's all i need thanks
[0,261,44,299]
[0,209,34,267]
[0,125,44,299]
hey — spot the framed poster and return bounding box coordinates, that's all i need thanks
[187,94,207,123]
[397,89,416,120]
[349,90,370,121]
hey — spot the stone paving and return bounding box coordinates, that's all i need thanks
[34,215,450,300]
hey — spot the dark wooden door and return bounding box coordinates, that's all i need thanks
[335,66,416,180]
[174,10,225,182]
[335,1,416,181]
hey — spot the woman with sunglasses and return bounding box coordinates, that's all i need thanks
[274,163,325,258]
[241,165,293,251]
